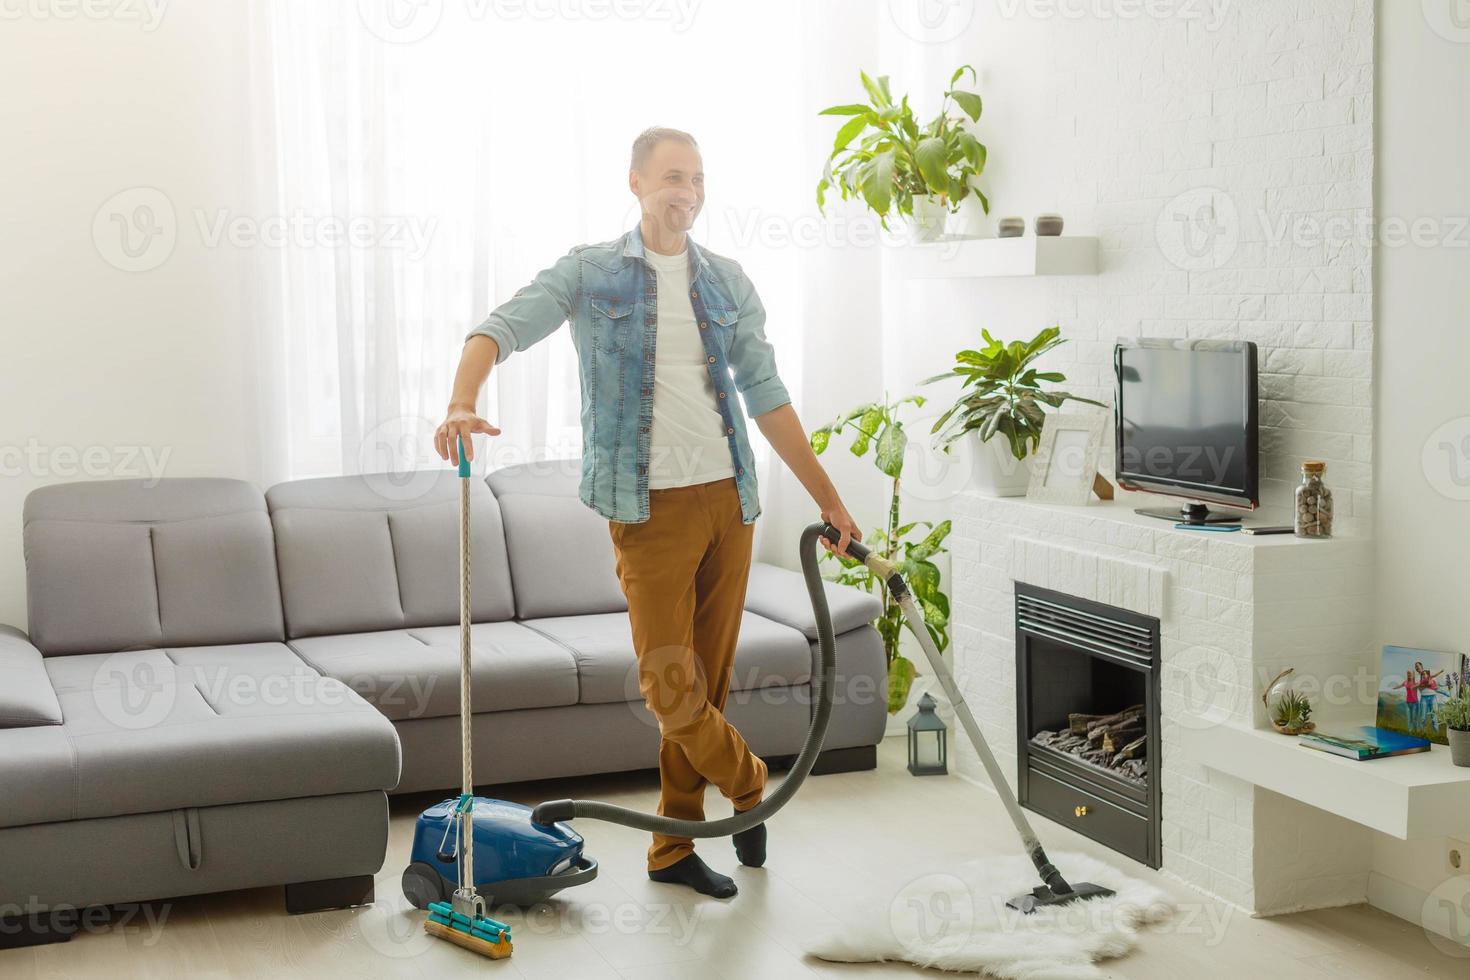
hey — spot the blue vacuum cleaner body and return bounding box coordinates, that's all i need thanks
[402,796,598,910]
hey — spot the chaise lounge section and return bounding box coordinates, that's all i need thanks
[0,479,401,947]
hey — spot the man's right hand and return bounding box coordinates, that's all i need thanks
[435,406,502,465]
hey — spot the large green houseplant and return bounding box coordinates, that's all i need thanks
[817,66,989,239]
[923,327,1106,483]
[810,395,951,715]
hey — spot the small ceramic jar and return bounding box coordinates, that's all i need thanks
[998,217,1025,238]
[1035,213,1064,236]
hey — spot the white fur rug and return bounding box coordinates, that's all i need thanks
[806,851,1173,978]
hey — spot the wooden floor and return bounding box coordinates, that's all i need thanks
[3,737,1463,979]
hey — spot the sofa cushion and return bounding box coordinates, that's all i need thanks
[742,562,883,640]
[288,622,579,722]
[0,627,62,728]
[23,478,285,655]
[485,457,583,498]
[0,643,400,830]
[496,493,627,619]
[523,610,811,705]
[267,472,516,638]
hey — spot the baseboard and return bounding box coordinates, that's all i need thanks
[1368,870,1470,951]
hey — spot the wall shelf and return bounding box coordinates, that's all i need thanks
[1180,722,1470,840]
[895,236,1099,279]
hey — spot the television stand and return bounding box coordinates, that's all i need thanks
[1135,502,1243,525]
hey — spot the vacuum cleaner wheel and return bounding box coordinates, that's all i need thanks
[402,862,449,910]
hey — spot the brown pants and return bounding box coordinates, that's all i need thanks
[608,476,768,870]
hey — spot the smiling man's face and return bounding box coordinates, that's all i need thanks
[631,138,704,240]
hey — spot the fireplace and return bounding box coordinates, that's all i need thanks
[1015,583,1161,868]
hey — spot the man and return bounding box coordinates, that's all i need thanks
[435,127,860,899]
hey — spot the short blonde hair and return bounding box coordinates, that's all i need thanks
[630,127,698,171]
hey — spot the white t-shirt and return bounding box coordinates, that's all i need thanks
[643,247,738,489]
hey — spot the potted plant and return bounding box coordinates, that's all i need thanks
[1435,693,1470,767]
[810,394,951,721]
[1262,667,1316,734]
[817,66,989,241]
[922,326,1106,496]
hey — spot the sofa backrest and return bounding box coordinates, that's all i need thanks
[266,472,516,638]
[486,460,627,619]
[23,478,286,655]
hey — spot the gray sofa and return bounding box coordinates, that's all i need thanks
[0,461,884,946]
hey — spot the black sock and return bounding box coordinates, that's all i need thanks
[732,805,767,868]
[648,853,737,899]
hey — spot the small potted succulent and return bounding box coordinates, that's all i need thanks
[1434,693,1470,766]
[922,326,1106,496]
[1262,667,1315,735]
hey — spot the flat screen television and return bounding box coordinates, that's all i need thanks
[1113,339,1258,524]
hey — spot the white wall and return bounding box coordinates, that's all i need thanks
[0,6,261,629]
[1367,0,1470,939]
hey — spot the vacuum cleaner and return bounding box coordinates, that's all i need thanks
[408,441,1113,959]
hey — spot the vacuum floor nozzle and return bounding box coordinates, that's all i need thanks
[1005,880,1116,914]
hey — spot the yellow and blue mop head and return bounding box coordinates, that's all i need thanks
[424,899,512,959]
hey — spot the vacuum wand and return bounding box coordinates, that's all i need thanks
[815,525,1114,913]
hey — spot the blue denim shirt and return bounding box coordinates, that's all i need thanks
[467,226,790,524]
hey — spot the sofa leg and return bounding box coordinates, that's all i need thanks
[284,875,375,915]
[765,744,878,776]
[810,744,877,775]
[0,907,78,949]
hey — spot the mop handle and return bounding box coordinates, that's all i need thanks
[456,436,474,891]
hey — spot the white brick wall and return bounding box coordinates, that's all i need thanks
[950,492,1375,913]
[1033,0,1375,524]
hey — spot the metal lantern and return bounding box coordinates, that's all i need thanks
[907,692,948,775]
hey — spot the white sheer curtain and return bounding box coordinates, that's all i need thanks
[248,0,872,522]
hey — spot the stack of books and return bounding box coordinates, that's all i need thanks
[1297,726,1432,761]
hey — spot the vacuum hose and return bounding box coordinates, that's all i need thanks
[530,521,855,834]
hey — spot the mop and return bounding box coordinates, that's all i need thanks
[422,438,513,960]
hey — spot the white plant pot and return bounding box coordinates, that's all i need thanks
[908,195,949,242]
[972,433,1033,497]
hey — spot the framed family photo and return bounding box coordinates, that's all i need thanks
[1375,645,1468,744]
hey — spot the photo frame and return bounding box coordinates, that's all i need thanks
[1026,412,1107,505]
[1375,645,1468,745]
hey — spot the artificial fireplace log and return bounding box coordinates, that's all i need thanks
[1068,705,1143,735]
[1111,735,1147,764]
[1102,725,1144,755]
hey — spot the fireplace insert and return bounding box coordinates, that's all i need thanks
[1015,583,1161,868]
